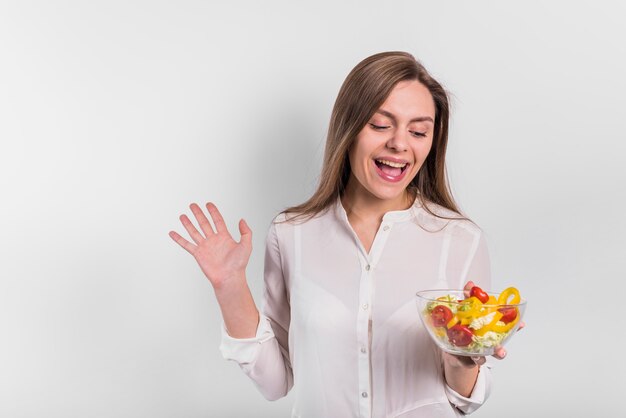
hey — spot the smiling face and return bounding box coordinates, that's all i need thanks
[346,79,436,208]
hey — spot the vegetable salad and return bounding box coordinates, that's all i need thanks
[424,286,522,354]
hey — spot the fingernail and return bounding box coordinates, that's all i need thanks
[501,349,507,358]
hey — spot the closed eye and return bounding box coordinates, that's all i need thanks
[369,123,390,130]
[371,123,427,138]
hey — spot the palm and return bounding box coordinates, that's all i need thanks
[169,202,253,289]
[194,229,250,286]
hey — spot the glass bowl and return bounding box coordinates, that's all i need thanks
[416,288,526,356]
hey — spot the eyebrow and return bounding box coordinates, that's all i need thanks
[376,109,434,124]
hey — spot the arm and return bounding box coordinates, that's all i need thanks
[214,274,260,338]
[219,219,294,400]
[443,231,493,414]
[170,202,261,338]
[169,203,293,400]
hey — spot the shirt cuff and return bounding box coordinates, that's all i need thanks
[218,314,275,365]
[444,363,492,415]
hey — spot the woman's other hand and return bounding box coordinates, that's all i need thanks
[442,321,525,398]
[169,202,253,290]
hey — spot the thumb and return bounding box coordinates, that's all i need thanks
[463,281,475,298]
[238,218,252,245]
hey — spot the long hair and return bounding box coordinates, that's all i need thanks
[280,51,465,223]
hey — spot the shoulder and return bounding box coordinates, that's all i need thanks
[268,205,334,239]
[271,204,335,229]
[413,200,483,239]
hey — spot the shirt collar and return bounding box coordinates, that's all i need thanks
[333,195,421,224]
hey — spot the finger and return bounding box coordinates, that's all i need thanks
[517,321,526,332]
[463,281,475,298]
[179,213,206,245]
[492,346,507,360]
[168,230,197,255]
[238,218,252,246]
[206,202,231,237]
[189,203,216,237]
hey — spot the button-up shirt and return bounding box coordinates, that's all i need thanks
[219,197,493,417]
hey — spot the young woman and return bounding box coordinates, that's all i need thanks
[169,51,515,417]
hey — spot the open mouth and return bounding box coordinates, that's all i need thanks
[374,158,409,177]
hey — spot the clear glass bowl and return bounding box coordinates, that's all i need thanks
[416,289,526,356]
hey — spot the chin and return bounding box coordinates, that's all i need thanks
[370,187,409,202]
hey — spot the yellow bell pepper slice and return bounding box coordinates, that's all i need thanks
[446,315,459,329]
[497,287,521,305]
[481,295,499,314]
[456,297,483,319]
[491,314,520,333]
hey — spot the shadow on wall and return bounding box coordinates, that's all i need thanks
[244,96,327,220]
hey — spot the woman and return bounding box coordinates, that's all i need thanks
[169,51,513,417]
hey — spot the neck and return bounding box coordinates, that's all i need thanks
[341,179,414,225]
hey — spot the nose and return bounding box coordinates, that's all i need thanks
[385,129,410,152]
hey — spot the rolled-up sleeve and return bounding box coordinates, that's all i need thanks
[219,313,275,364]
[218,220,294,401]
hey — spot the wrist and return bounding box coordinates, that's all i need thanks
[443,352,481,369]
[212,273,260,339]
[212,271,247,294]
[443,357,480,398]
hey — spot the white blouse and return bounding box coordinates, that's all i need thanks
[219,197,493,417]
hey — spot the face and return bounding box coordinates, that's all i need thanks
[347,79,436,206]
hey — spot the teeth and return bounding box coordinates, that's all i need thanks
[376,159,407,168]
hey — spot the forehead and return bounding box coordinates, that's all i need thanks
[377,80,436,119]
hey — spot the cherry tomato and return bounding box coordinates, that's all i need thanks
[447,325,474,347]
[431,305,453,327]
[470,286,489,303]
[498,307,518,324]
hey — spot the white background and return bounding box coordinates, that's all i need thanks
[1,1,624,417]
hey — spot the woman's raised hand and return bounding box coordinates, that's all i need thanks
[169,202,253,290]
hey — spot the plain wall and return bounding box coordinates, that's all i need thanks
[1,1,624,417]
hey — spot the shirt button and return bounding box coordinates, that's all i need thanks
[362,304,368,310]
[360,346,366,353]
[365,264,371,271]
[362,392,368,398]
[383,225,390,231]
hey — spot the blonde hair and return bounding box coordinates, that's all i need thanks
[280,51,465,223]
